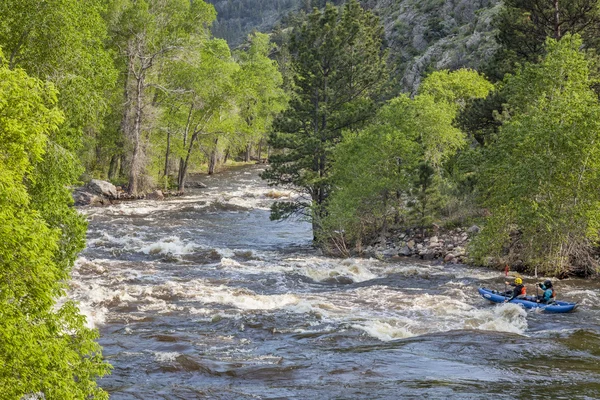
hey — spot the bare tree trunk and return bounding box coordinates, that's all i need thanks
[223,147,230,164]
[177,105,195,192]
[554,0,561,39]
[108,154,119,180]
[208,137,219,175]
[128,70,145,195]
[244,143,251,162]
[164,130,171,177]
[258,140,263,162]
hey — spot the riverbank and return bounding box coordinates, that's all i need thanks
[362,226,475,265]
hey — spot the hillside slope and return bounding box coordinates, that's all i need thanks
[208,0,501,91]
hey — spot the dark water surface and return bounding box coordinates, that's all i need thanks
[70,165,600,399]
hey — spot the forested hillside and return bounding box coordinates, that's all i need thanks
[208,0,500,91]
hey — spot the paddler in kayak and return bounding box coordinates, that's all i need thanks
[536,280,556,304]
[504,276,527,301]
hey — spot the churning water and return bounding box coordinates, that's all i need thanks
[70,165,600,399]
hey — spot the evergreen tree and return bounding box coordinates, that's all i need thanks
[487,0,600,80]
[261,0,389,235]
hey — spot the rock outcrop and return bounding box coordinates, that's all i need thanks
[364,225,481,264]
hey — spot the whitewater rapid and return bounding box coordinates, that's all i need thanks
[69,165,600,399]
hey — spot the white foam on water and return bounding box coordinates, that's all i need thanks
[140,236,196,255]
[87,231,145,250]
[202,288,300,311]
[562,289,598,307]
[291,257,380,283]
[153,351,180,363]
[353,320,415,341]
[76,302,108,329]
[219,257,242,268]
[474,303,528,334]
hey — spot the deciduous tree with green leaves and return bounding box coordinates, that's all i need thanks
[472,35,600,276]
[261,0,389,236]
[322,69,492,252]
[234,32,287,163]
[0,52,110,399]
[108,0,216,194]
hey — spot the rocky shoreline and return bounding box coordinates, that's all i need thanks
[363,225,481,264]
[72,179,207,206]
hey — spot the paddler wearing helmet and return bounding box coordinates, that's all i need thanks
[504,276,527,301]
[537,279,556,304]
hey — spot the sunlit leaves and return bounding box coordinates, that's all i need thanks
[473,35,600,274]
[0,53,110,399]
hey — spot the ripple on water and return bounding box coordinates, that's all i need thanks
[70,166,600,399]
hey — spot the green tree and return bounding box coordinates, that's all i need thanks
[322,69,492,251]
[163,38,239,190]
[0,0,118,174]
[0,53,110,399]
[261,0,389,235]
[234,32,287,163]
[487,0,600,80]
[108,0,216,194]
[473,35,600,276]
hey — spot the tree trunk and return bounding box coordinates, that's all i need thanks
[177,104,195,192]
[554,0,561,39]
[208,137,219,175]
[258,140,263,162]
[224,147,230,164]
[127,70,144,195]
[119,154,125,178]
[164,130,171,177]
[244,143,251,162]
[108,154,119,181]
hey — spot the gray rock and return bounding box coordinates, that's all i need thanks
[444,253,455,263]
[146,190,164,200]
[399,246,412,256]
[407,240,416,250]
[430,236,439,244]
[383,248,398,257]
[86,179,117,198]
[72,190,106,206]
[416,243,424,250]
[467,225,481,234]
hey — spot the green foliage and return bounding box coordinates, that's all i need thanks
[234,32,287,152]
[487,0,600,80]
[321,69,492,249]
[473,35,600,275]
[0,54,110,399]
[0,0,118,169]
[261,0,389,229]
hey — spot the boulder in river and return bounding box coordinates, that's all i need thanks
[72,189,108,206]
[86,179,117,198]
[146,190,164,200]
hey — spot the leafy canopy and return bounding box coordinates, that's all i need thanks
[0,52,110,399]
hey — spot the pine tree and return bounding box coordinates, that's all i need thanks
[261,0,389,235]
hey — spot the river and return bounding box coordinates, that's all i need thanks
[70,165,600,399]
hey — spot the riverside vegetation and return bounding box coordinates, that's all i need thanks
[2,0,600,396]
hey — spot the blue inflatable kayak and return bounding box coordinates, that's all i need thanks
[478,287,577,313]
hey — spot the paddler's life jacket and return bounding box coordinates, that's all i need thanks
[516,284,526,296]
